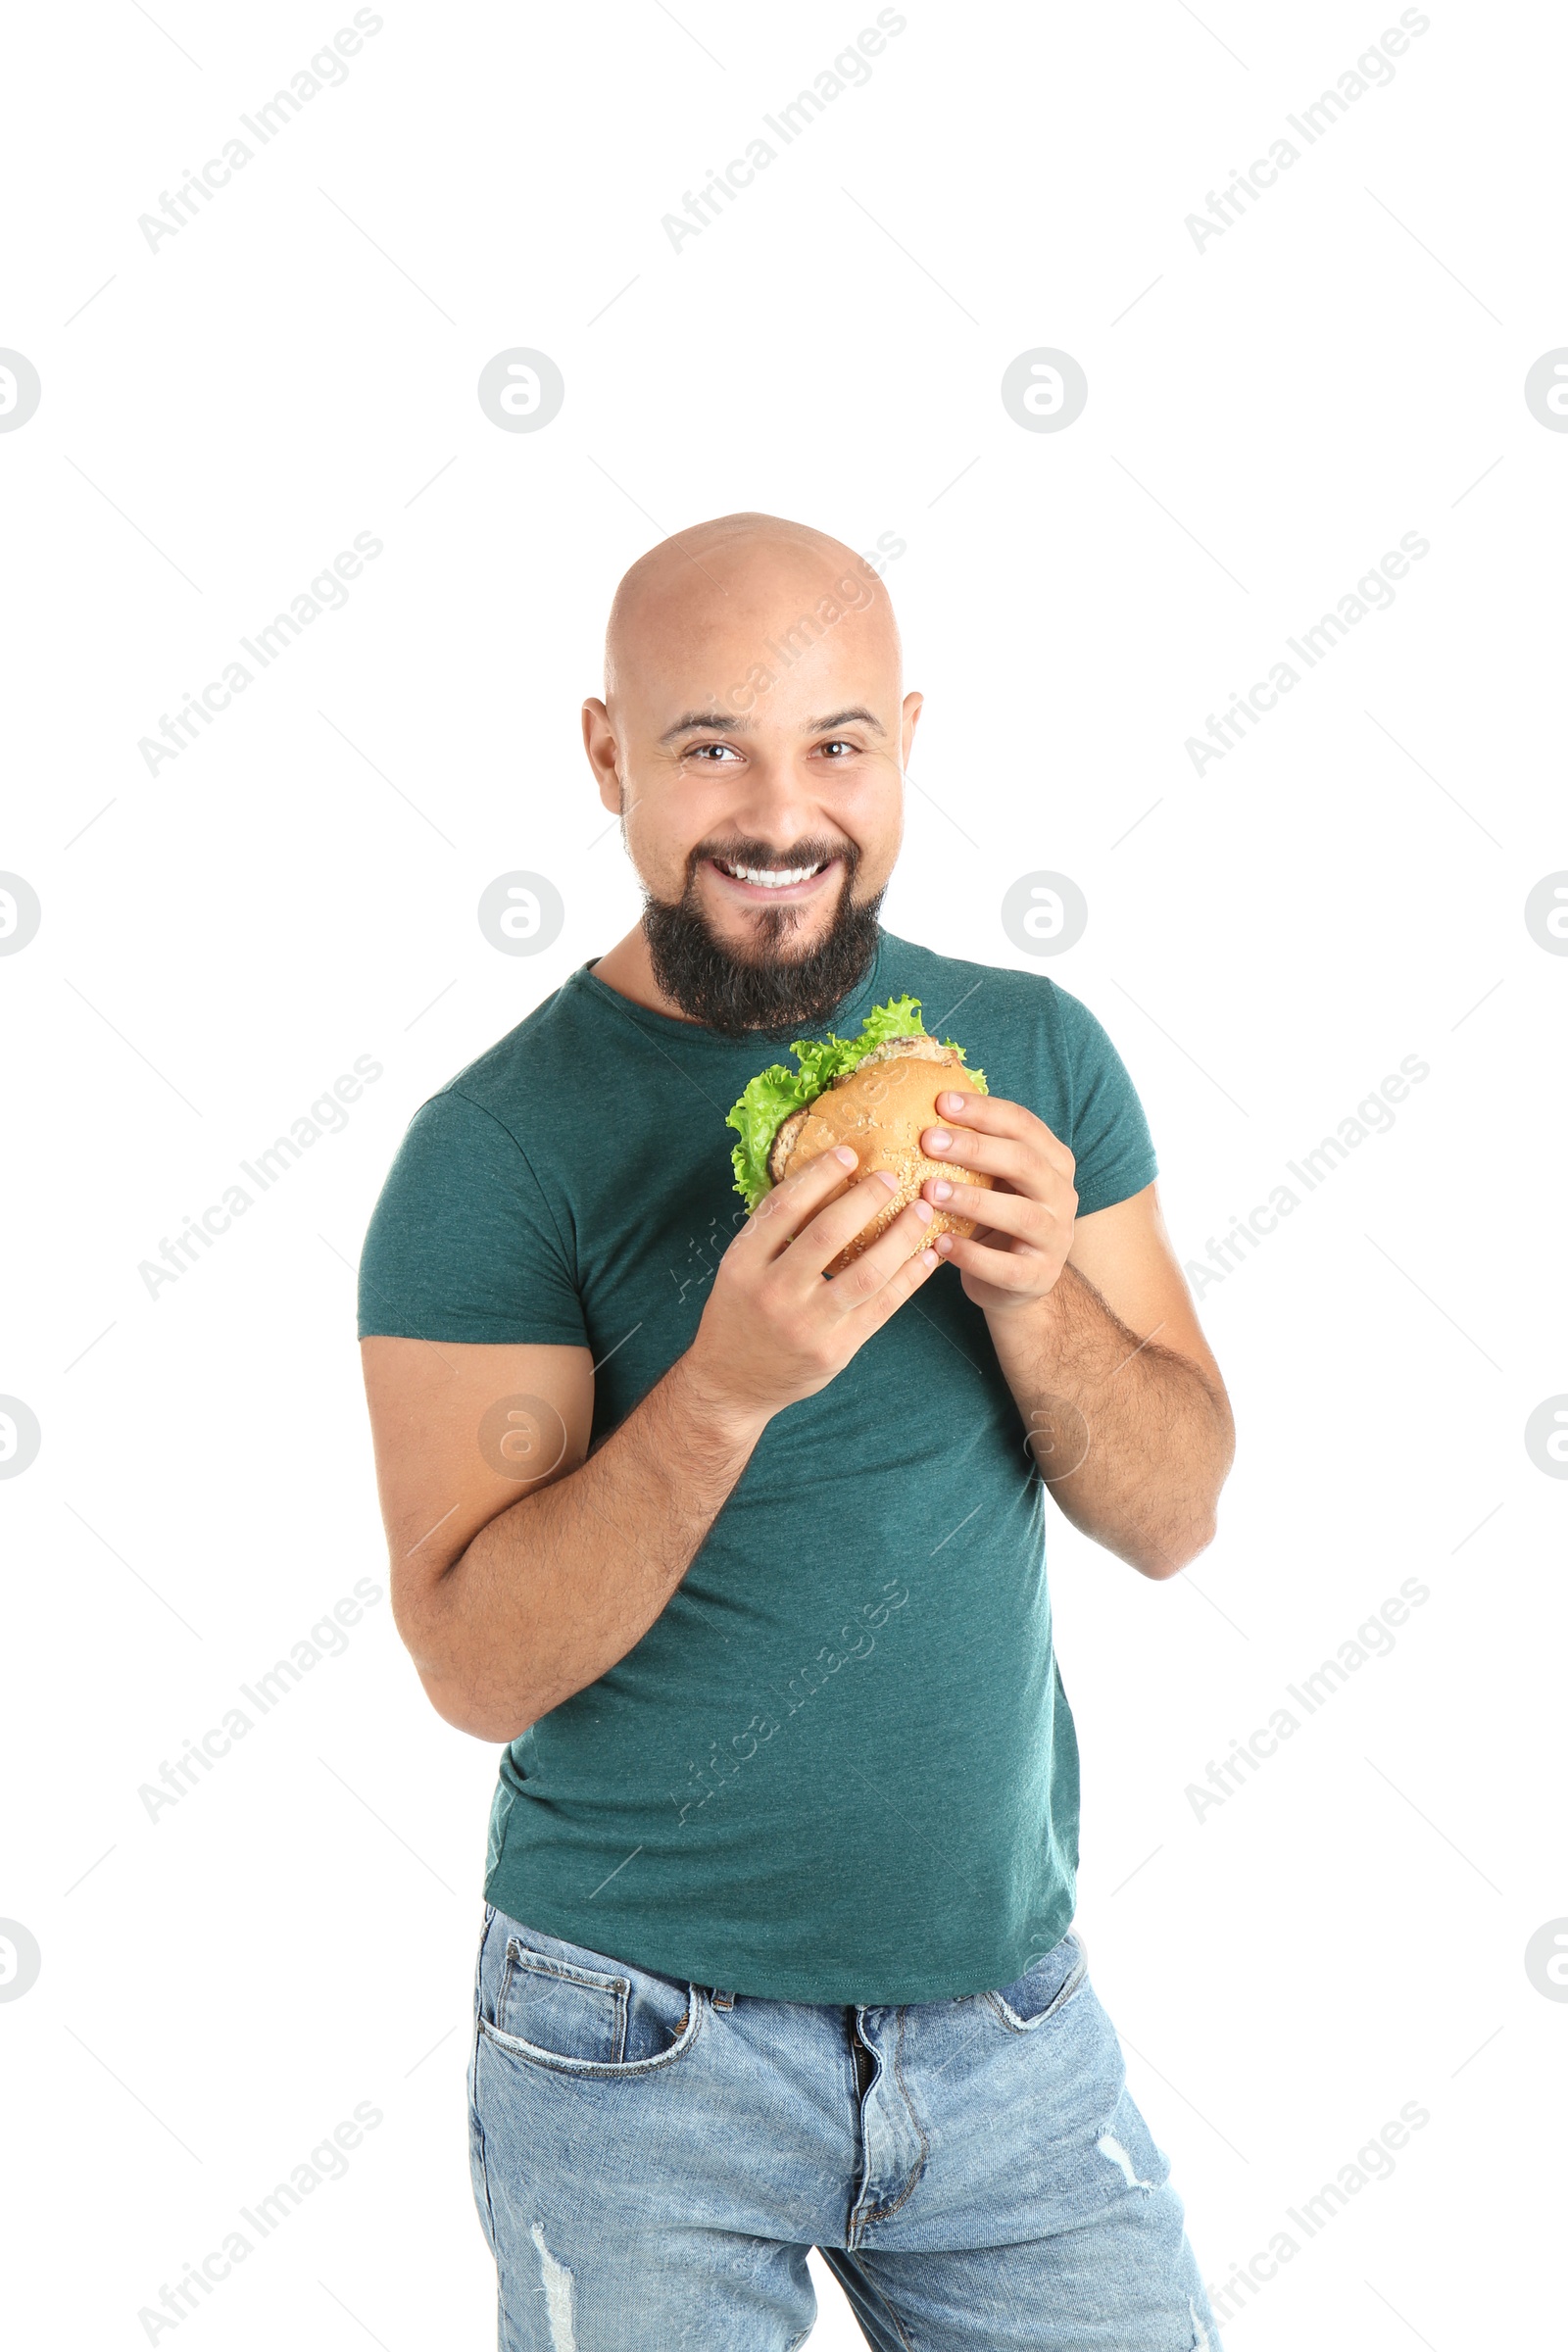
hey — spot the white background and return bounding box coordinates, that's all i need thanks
[3,1,1565,2344]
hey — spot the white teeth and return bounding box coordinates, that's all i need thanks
[716,859,826,888]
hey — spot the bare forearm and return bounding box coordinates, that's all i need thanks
[989,1264,1234,1577]
[409,1353,765,1740]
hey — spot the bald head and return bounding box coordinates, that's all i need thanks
[603,511,901,711]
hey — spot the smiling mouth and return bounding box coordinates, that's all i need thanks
[709,856,833,891]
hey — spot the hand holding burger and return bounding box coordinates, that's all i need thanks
[685,996,1079,1438]
[726,995,995,1276]
[664,998,983,1432]
[917,1084,1080,1316]
[682,1143,946,1434]
[727,992,1080,1317]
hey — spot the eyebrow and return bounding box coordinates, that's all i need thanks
[660,710,753,742]
[808,707,886,736]
[658,705,886,745]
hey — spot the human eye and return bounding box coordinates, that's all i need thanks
[686,740,742,762]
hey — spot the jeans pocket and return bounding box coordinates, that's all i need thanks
[497,1940,631,2063]
[476,1912,704,2079]
[983,1926,1089,2034]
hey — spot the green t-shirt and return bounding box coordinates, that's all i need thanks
[358,927,1157,2003]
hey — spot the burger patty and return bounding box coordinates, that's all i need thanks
[833,1035,962,1081]
[767,1105,812,1186]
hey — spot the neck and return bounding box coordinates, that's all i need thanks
[587,922,693,1020]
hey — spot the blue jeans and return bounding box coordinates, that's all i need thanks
[468,1904,1222,2350]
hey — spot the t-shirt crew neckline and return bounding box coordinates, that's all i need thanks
[573,928,888,1046]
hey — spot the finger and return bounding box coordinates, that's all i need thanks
[932,1228,1041,1290]
[823,1194,941,1306]
[919,1177,1067,1243]
[745,1145,863,1256]
[789,1160,913,1278]
[849,1217,944,1321]
[930,1091,1075,1177]
[920,1122,1037,1186]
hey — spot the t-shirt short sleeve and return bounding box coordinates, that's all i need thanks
[356,1088,589,1348]
[1050,985,1159,1217]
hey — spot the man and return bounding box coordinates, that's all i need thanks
[358,512,1234,2350]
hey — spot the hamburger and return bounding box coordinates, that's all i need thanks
[726,994,993,1274]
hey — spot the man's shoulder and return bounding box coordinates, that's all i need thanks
[426,967,595,1123]
[877,930,1078,1035]
[877,933,1140,1112]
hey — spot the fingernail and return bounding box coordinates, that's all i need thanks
[935,1233,954,1252]
[834,1146,857,1166]
[927,1130,951,1152]
[941,1093,962,1112]
[931,1179,953,1201]
[877,1169,899,1190]
[914,1200,933,1223]
[920,1248,939,1266]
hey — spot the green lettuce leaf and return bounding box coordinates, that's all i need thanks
[726,1061,819,1212]
[726,995,987,1209]
[839,992,928,1059]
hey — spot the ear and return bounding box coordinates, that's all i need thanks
[900,689,923,770]
[581,699,621,813]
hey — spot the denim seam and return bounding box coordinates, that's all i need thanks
[501,1940,632,2064]
[469,1910,501,2257]
[475,1982,707,2079]
[849,2261,918,2352]
[469,2043,499,2253]
[982,1972,1088,2034]
[981,1935,1089,2035]
[503,1942,633,2000]
[862,2008,930,2230]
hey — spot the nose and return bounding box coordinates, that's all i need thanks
[726,788,821,854]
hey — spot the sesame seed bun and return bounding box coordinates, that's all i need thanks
[771,1038,993,1275]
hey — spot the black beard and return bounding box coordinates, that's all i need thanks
[642,843,885,1037]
